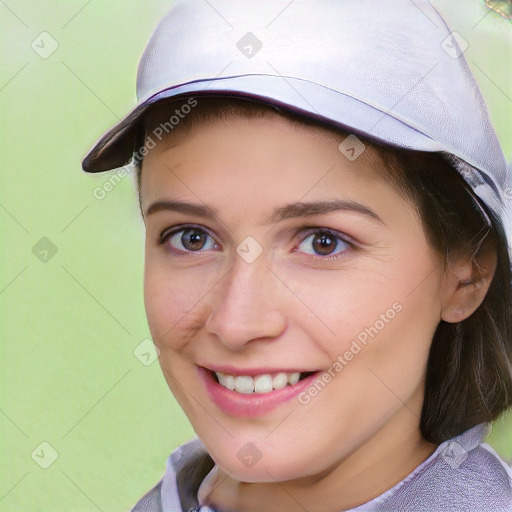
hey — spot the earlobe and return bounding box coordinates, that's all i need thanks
[440,240,497,324]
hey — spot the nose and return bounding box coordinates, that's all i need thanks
[205,255,287,350]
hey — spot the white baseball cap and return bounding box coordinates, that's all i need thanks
[82,0,511,255]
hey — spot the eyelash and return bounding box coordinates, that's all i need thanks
[158,224,355,261]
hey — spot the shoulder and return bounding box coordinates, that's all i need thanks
[130,480,163,512]
[373,424,512,512]
[130,437,213,512]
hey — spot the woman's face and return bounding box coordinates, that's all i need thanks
[141,113,445,483]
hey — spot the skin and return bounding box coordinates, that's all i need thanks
[140,112,496,512]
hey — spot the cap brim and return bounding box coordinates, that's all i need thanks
[82,75,450,173]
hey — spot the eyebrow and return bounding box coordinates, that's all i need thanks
[145,198,384,225]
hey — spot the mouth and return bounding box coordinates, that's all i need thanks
[212,369,317,394]
[198,366,321,417]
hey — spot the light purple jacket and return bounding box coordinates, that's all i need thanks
[131,423,512,511]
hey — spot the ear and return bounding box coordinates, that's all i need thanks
[440,237,498,323]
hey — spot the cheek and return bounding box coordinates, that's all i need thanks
[288,250,442,378]
[143,259,212,351]
[274,266,416,358]
[318,275,440,416]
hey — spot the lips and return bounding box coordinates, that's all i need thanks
[198,366,321,417]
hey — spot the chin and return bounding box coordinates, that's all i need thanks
[210,441,312,483]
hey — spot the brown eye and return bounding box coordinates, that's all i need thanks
[181,229,208,251]
[160,226,218,254]
[312,231,337,255]
[297,229,351,259]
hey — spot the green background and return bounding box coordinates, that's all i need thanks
[0,1,511,511]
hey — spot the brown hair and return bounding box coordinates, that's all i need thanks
[135,95,512,444]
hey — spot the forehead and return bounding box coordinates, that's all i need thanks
[142,112,367,184]
[139,114,404,226]
[141,102,384,179]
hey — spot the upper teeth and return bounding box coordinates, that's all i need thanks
[215,371,301,394]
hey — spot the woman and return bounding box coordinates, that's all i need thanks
[82,1,512,510]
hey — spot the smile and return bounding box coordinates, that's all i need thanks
[214,371,315,394]
[198,366,321,417]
